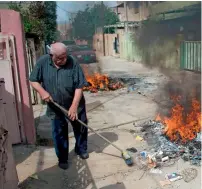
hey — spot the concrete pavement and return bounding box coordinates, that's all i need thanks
[14,128,201,189]
[35,56,165,141]
[14,56,201,189]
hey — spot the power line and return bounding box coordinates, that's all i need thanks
[57,5,77,15]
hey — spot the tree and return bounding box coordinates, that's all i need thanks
[43,2,57,44]
[9,1,57,44]
[72,2,119,40]
[9,2,45,39]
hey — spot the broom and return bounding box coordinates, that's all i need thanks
[51,100,133,166]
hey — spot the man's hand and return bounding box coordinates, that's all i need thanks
[30,82,53,103]
[40,91,53,102]
[68,105,78,121]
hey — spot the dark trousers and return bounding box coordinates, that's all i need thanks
[51,108,88,162]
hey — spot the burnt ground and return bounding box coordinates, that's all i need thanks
[13,56,201,189]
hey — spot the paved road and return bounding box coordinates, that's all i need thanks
[14,56,200,189]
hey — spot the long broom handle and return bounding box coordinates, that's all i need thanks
[51,101,123,153]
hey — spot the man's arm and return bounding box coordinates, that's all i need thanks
[68,62,88,120]
[30,82,51,101]
[72,62,88,107]
[71,88,83,108]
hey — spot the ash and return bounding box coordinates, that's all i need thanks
[109,76,159,93]
[142,120,201,166]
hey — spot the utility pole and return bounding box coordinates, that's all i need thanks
[65,12,68,40]
[100,1,105,56]
[124,2,128,32]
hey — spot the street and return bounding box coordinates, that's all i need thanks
[14,57,201,189]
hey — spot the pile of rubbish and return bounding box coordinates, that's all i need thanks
[128,120,200,185]
[132,120,201,167]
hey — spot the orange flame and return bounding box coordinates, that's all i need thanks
[82,65,123,93]
[156,96,202,143]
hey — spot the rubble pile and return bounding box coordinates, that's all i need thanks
[141,120,201,166]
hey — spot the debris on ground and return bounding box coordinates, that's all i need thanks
[181,168,198,183]
[135,135,144,141]
[140,120,201,166]
[126,147,137,153]
[131,118,201,183]
[165,173,183,182]
[149,168,162,174]
[159,180,171,187]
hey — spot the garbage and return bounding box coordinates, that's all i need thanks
[140,151,147,159]
[195,132,201,142]
[127,86,135,92]
[141,120,201,165]
[135,135,144,141]
[161,156,169,162]
[165,173,183,182]
[134,156,148,170]
[149,168,163,174]
[147,158,157,168]
[159,180,171,187]
[126,147,137,153]
[181,168,198,183]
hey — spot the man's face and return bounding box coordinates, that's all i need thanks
[52,51,67,67]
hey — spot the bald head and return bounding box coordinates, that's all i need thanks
[50,42,67,67]
[50,42,67,56]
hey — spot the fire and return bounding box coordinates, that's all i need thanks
[82,65,123,93]
[83,72,109,93]
[156,96,202,143]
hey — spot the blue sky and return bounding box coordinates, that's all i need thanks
[57,1,117,23]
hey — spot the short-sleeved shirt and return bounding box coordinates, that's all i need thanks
[29,54,88,119]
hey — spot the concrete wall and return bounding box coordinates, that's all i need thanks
[119,33,143,62]
[0,10,35,144]
[117,2,149,22]
[115,1,200,22]
[93,34,105,57]
[149,1,200,15]
[127,2,149,21]
[104,34,117,56]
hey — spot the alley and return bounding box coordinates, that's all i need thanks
[0,2,200,189]
[14,57,200,189]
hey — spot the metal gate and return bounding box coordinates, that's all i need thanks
[0,34,24,144]
[0,78,18,189]
[180,41,201,72]
[26,39,41,105]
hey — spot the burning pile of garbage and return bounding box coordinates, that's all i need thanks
[141,120,201,166]
[82,67,124,93]
[83,73,124,93]
[133,95,201,167]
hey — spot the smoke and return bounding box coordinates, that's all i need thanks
[156,70,201,118]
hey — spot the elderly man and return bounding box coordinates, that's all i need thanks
[29,42,89,170]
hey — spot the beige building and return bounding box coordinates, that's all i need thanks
[114,1,158,22]
[113,1,200,22]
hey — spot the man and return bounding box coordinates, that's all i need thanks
[29,42,89,170]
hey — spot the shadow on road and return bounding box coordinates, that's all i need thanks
[17,131,122,189]
[100,183,126,189]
